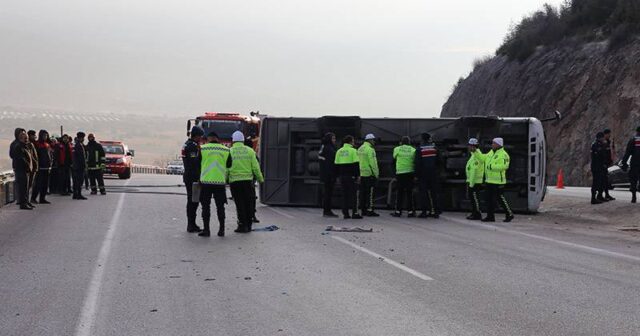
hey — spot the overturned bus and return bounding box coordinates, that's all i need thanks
[259,116,547,213]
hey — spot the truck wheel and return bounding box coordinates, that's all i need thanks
[119,169,131,179]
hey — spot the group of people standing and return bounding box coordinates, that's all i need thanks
[182,126,264,237]
[9,128,107,210]
[591,126,640,204]
[318,133,514,223]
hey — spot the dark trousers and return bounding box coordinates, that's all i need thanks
[249,182,257,219]
[49,167,58,194]
[630,168,639,193]
[591,168,606,198]
[72,169,85,197]
[32,169,50,202]
[14,170,28,205]
[88,169,105,193]
[322,179,336,213]
[231,181,254,231]
[185,181,199,229]
[58,167,71,194]
[28,172,36,201]
[340,176,358,216]
[468,185,482,215]
[359,176,377,214]
[484,184,512,218]
[199,184,227,233]
[418,174,440,214]
[395,173,415,212]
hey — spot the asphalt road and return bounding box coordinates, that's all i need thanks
[1,175,640,336]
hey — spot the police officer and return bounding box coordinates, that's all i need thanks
[602,129,616,200]
[415,133,440,218]
[391,136,416,217]
[621,126,640,203]
[199,132,230,237]
[182,126,204,233]
[32,130,52,204]
[335,135,362,219]
[358,133,380,217]
[10,129,33,210]
[319,132,338,217]
[482,137,514,222]
[229,131,264,233]
[465,138,485,220]
[244,136,260,223]
[27,130,39,205]
[591,132,608,204]
[86,133,107,195]
[72,132,88,200]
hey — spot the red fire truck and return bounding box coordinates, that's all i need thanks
[187,112,261,150]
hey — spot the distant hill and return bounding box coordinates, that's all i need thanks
[441,0,640,186]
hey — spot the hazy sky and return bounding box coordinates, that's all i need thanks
[0,0,564,118]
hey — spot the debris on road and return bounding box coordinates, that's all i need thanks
[252,225,280,232]
[325,225,373,233]
[244,276,252,280]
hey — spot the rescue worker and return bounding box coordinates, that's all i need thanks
[55,134,73,196]
[319,132,338,217]
[602,129,616,200]
[10,129,33,210]
[482,137,514,222]
[198,132,230,237]
[334,135,362,219]
[27,130,39,205]
[465,138,485,220]
[86,133,107,195]
[415,133,440,218]
[591,132,608,204]
[32,130,52,204]
[182,126,205,233]
[228,131,264,233]
[72,132,88,200]
[391,136,416,217]
[358,133,380,217]
[621,126,640,203]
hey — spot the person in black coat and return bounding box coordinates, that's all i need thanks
[31,130,52,204]
[72,132,88,200]
[590,132,608,204]
[86,133,107,195]
[182,126,204,232]
[319,132,338,217]
[10,128,33,210]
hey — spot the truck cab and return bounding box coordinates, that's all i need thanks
[101,140,134,179]
[187,112,261,151]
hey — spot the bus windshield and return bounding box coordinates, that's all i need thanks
[199,120,244,139]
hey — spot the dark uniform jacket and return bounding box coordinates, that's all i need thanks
[415,142,439,177]
[10,141,33,173]
[590,141,607,172]
[73,140,87,171]
[318,141,337,182]
[622,136,640,169]
[86,140,106,169]
[181,138,201,183]
[35,141,52,170]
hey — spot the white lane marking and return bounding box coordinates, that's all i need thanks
[74,184,128,336]
[267,206,296,219]
[441,215,640,263]
[331,235,433,281]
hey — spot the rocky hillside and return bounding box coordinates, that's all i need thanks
[441,38,640,186]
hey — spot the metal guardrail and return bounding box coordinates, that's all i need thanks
[131,164,169,175]
[0,170,16,207]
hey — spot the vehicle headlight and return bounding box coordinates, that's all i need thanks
[116,158,125,164]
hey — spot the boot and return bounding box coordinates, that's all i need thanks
[90,190,97,195]
[407,211,417,218]
[217,222,225,237]
[323,211,338,218]
[597,193,608,202]
[252,216,260,223]
[591,197,602,205]
[504,214,515,223]
[481,216,495,222]
[39,199,51,204]
[632,192,637,203]
[19,204,33,210]
[390,211,402,217]
[418,211,429,218]
[605,193,615,201]
[198,230,210,237]
[343,213,351,219]
[466,213,482,220]
[351,213,363,219]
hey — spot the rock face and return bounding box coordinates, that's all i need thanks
[441,38,640,186]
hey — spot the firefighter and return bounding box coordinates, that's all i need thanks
[319,132,338,217]
[32,130,52,204]
[415,133,440,218]
[602,129,615,200]
[358,133,380,217]
[391,136,416,217]
[10,129,33,210]
[182,126,205,233]
[335,135,362,219]
[229,131,264,233]
[198,132,230,237]
[72,132,88,200]
[86,133,107,195]
[482,137,514,222]
[27,130,39,205]
[465,138,485,220]
[621,126,640,203]
[591,132,608,204]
